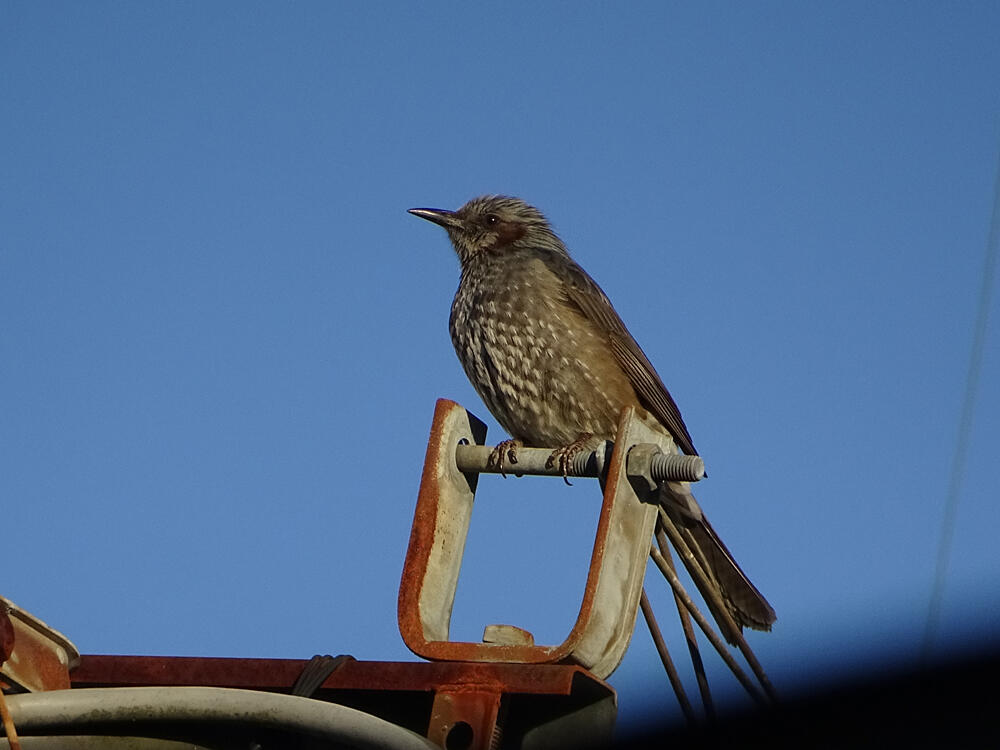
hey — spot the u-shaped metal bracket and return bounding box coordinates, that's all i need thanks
[398,399,674,679]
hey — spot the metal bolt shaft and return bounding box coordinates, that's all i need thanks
[649,453,706,482]
[453,442,704,482]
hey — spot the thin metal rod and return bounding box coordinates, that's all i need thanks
[656,527,714,719]
[0,689,22,750]
[454,443,705,481]
[659,512,779,704]
[649,545,768,706]
[639,589,696,726]
[657,507,743,646]
[731,624,779,704]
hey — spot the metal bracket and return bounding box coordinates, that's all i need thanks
[398,399,681,679]
[1,595,80,692]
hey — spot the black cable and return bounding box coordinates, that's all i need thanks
[923,138,1000,658]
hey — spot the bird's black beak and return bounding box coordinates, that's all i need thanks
[408,207,462,230]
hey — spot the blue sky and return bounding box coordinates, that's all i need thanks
[3,1,999,732]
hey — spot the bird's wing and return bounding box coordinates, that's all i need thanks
[557,258,699,456]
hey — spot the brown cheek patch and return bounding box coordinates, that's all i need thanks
[488,222,526,251]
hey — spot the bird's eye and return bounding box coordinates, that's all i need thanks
[484,214,499,227]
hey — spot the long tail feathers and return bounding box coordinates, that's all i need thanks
[685,515,776,633]
[658,485,776,643]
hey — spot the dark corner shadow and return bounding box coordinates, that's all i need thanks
[609,644,998,749]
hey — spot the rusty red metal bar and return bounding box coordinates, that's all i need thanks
[70,654,605,695]
[71,655,615,750]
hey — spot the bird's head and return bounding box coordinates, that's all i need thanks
[409,195,560,265]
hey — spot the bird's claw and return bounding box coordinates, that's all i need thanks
[487,439,520,478]
[545,433,594,486]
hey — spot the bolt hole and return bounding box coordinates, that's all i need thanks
[445,721,474,750]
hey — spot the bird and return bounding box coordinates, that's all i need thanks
[408,195,776,639]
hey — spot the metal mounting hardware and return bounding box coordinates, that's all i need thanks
[453,442,705,483]
[398,398,680,679]
[1,595,80,693]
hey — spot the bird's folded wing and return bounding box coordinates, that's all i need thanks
[558,258,699,456]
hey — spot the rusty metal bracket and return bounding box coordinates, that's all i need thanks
[398,399,679,679]
[1,596,80,693]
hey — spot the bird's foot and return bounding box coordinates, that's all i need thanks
[545,433,594,486]
[487,439,521,478]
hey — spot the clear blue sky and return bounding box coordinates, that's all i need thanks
[3,1,999,732]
